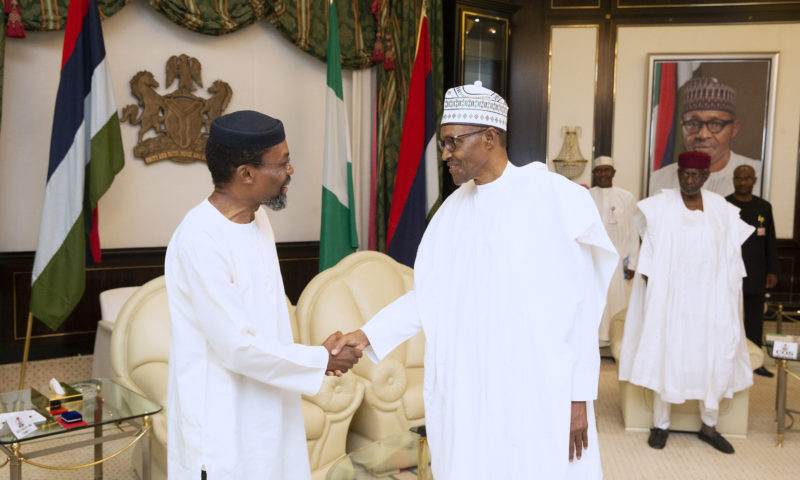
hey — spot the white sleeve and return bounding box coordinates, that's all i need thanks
[624,195,641,271]
[633,206,656,278]
[570,223,615,401]
[175,234,328,396]
[361,291,423,364]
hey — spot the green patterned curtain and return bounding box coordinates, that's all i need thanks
[15,0,374,67]
[18,0,129,30]
[374,0,443,252]
[265,0,374,69]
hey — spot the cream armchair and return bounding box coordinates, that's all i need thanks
[287,299,365,480]
[110,276,363,480]
[609,309,764,437]
[110,276,170,480]
[295,251,425,450]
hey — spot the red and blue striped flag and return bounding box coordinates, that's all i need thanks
[30,0,124,330]
[386,12,438,267]
[652,62,677,171]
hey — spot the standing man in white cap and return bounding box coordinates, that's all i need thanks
[332,82,618,479]
[589,156,639,347]
[165,110,362,478]
[649,77,761,197]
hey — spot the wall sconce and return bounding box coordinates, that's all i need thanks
[552,126,587,180]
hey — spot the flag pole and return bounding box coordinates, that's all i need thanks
[18,312,34,389]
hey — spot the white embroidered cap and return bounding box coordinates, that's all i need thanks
[441,81,508,131]
[592,155,614,169]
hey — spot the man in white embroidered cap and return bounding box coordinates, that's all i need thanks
[589,155,640,348]
[332,82,617,479]
[164,110,361,478]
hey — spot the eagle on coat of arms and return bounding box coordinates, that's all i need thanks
[120,54,233,164]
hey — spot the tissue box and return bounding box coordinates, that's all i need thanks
[30,382,83,411]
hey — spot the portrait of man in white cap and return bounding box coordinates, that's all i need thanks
[330,81,618,479]
[649,77,762,197]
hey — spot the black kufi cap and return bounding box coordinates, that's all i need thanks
[209,110,285,149]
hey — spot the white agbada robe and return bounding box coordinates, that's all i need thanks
[589,186,640,342]
[361,162,617,479]
[165,200,329,478]
[619,189,753,409]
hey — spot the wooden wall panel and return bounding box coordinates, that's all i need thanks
[0,242,319,364]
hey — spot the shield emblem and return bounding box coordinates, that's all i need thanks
[163,94,205,149]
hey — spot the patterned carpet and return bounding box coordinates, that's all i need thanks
[596,354,800,479]
[2,353,799,479]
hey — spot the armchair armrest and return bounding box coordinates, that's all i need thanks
[355,357,407,404]
[303,374,362,417]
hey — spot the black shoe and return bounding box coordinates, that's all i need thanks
[698,429,735,454]
[648,428,668,449]
[754,366,774,378]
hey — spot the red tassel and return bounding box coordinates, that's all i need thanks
[5,0,26,38]
[383,32,394,71]
[371,42,384,62]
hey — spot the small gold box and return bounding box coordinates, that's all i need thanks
[30,382,83,411]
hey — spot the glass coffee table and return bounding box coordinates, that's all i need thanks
[764,295,800,447]
[327,431,432,479]
[0,378,161,480]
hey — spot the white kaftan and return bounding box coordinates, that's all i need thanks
[165,200,329,478]
[649,152,761,198]
[589,186,640,342]
[618,189,754,409]
[361,162,618,479]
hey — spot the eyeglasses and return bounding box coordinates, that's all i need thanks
[262,161,292,172]
[681,119,734,134]
[437,128,488,152]
[677,169,706,181]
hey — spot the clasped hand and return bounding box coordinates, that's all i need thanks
[322,330,368,376]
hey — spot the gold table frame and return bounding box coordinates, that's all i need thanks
[0,379,160,479]
[764,301,800,447]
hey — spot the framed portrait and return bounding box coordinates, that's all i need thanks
[643,53,778,198]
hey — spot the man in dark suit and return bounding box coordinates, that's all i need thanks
[726,164,779,377]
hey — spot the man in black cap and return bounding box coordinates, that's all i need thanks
[726,164,779,377]
[164,110,361,478]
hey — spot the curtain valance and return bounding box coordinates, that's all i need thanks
[15,0,375,68]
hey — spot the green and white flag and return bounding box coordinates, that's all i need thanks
[319,1,358,271]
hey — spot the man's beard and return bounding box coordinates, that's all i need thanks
[262,193,287,211]
[263,176,290,211]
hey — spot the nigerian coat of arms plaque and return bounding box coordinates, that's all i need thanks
[120,54,232,164]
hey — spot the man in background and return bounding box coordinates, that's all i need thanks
[649,77,761,197]
[620,151,753,454]
[165,110,360,478]
[589,155,639,347]
[726,164,779,377]
[332,81,617,479]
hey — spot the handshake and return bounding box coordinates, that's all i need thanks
[322,330,370,376]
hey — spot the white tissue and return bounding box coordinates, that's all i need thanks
[49,378,65,395]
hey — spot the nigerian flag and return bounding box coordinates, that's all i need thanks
[30,0,124,330]
[319,1,358,271]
